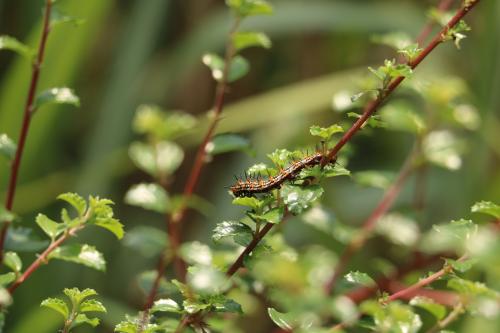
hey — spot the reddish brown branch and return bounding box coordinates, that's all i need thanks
[0,0,53,260]
[415,0,456,46]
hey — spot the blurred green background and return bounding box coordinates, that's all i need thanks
[0,0,498,332]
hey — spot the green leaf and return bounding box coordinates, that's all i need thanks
[35,213,66,240]
[309,124,343,140]
[233,31,271,51]
[3,251,22,273]
[267,148,294,167]
[353,170,394,189]
[0,134,17,161]
[445,258,477,273]
[128,141,185,178]
[345,271,376,287]
[348,112,387,129]
[34,87,80,110]
[133,105,197,140]
[471,201,500,219]
[72,313,100,328]
[361,301,422,333]
[138,271,175,297]
[49,244,106,271]
[93,216,124,240]
[64,288,98,304]
[187,266,229,295]
[123,226,167,257]
[0,272,15,286]
[41,297,69,319]
[247,163,277,176]
[124,183,170,213]
[397,43,422,61]
[206,133,251,155]
[375,213,419,247]
[213,221,253,246]
[281,184,324,215]
[380,103,426,134]
[58,193,87,217]
[423,130,463,170]
[202,53,250,83]
[447,277,498,298]
[51,7,85,27]
[433,219,477,242]
[409,296,446,320]
[232,196,264,210]
[267,308,294,330]
[0,207,15,223]
[214,298,243,314]
[226,0,273,17]
[0,35,33,59]
[151,299,181,313]
[80,299,107,313]
[180,241,212,266]
[128,142,157,177]
[249,206,284,224]
[371,32,413,50]
[115,321,138,333]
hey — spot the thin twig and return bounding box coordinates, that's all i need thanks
[0,0,53,261]
[426,302,465,333]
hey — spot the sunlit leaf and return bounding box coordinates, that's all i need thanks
[41,298,69,319]
[471,201,500,219]
[0,35,33,59]
[72,313,100,328]
[187,266,229,295]
[125,183,170,213]
[267,308,294,330]
[409,296,446,320]
[80,299,107,313]
[4,251,22,273]
[58,193,87,217]
[49,244,106,271]
[0,272,15,286]
[151,299,181,313]
[34,87,80,110]
[249,206,284,224]
[233,31,271,51]
[35,213,66,240]
[423,130,463,170]
[281,184,324,215]
[0,134,16,161]
[180,242,212,266]
[226,0,273,17]
[376,213,419,247]
[212,221,253,246]
[345,271,376,287]
[353,170,394,189]
[309,124,343,140]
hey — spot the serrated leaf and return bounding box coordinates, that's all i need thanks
[93,217,124,240]
[123,226,167,257]
[4,251,22,273]
[447,277,498,298]
[445,258,477,273]
[471,201,500,219]
[267,308,294,330]
[34,87,80,110]
[72,313,100,328]
[35,213,66,240]
[58,193,87,217]
[309,124,344,140]
[267,148,294,167]
[409,296,446,320]
[80,299,106,313]
[232,196,263,210]
[151,299,181,313]
[0,272,15,286]
[49,244,106,271]
[41,298,69,319]
[115,321,138,333]
[0,35,33,59]
[0,134,16,160]
[233,31,271,51]
[345,271,376,287]
[281,184,324,215]
[64,288,98,304]
[212,221,253,246]
[226,0,273,17]
[249,206,284,224]
[206,133,251,155]
[125,183,170,213]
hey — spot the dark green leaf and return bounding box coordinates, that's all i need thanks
[206,133,251,155]
[281,184,324,215]
[49,244,106,271]
[0,134,16,161]
[34,87,80,110]
[471,201,500,219]
[202,53,250,83]
[212,221,253,246]
[0,35,33,59]
[41,298,69,319]
[124,183,170,213]
[233,31,271,51]
[345,271,376,287]
[213,298,243,314]
[228,55,250,82]
[123,226,167,257]
[249,206,284,224]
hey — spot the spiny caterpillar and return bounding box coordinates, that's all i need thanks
[230,151,335,197]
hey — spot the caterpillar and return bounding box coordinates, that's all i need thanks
[230,152,334,197]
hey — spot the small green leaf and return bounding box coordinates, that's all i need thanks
[123,226,167,257]
[376,213,419,247]
[151,299,181,313]
[309,124,343,140]
[206,133,251,155]
[249,206,284,224]
[35,213,66,240]
[267,308,294,330]
[267,148,294,167]
[129,142,157,177]
[247,163,277,176]
[212,221,253,246]
[471,201,500,219]
[447,277,498,298]
[80,299,107,313]
[58,193,87,217]
[214,298,243,314]
[133,105,197,140]
[41,298,69,319]
[180,241,212,266]
[226,0,273,17]
[128,141,184,178]
[49,244,106,271]
[125,183,170,213]
[423,130,463,170]
[232,196,263,210]
[0,35,33,59]
[115,321,138,333]
[345,271,376,287]
[72,313,100,328]
[371,32,413,50]
[202,53,250,82]
[410,296,446,320]
[4,251,22,273]
[233,31,271,51]
[348,112,387,129]
[353,170,394,190]
[281,184,324,215]
[380,103,426,134]
[228,55,250,82]
[0,134,17,161]
[445,258,477,273]
[0,207,15,224]
[34,87,80,110]
[187,266,229,295]
[64,288,98,304]
[93,216,124,239]
[0,272,15,286]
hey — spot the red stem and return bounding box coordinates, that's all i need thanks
[8,231,70,294]
[0,0,53,260]
[415,0,455,46]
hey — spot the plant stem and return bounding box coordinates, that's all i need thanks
[0,0,53,261]
[8,229,72,294]
[324,146,418,294]
[426,302,465,333]
[415,0,456,46]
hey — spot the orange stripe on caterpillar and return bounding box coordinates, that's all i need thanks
[230,152,334,197]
